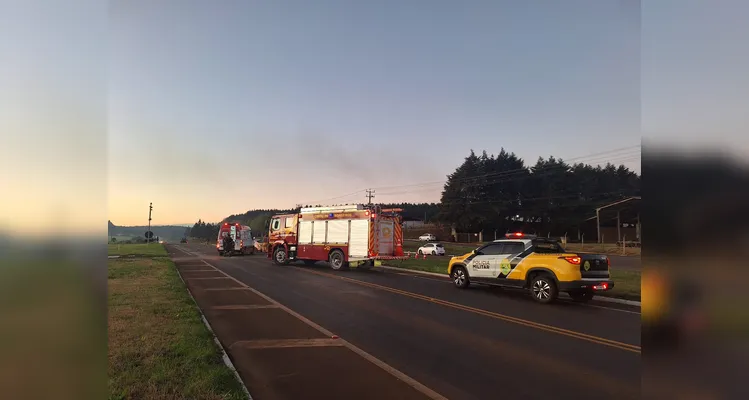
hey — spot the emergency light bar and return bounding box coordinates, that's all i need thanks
[505,232,537,239]
[301,204,363,214]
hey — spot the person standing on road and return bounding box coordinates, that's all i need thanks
[222,233,234,255]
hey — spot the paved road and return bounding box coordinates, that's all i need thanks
[171,243,647,399]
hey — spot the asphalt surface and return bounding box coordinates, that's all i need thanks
[169,243,645,400]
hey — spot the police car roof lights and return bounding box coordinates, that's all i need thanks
[505,232,537,239]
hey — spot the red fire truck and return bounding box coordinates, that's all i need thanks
[267,204,407,270]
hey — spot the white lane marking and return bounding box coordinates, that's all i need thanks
[200,259,447,400]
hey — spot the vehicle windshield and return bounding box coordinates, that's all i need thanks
[435,244,443,248]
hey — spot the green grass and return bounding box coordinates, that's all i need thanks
[390,257,450,274]
[402,241,477,256]
[108,256,246,399]
[385,257,641,301]
[606,270,641,301]
[108,243,168,257]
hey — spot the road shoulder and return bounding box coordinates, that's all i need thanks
[169,246,445,400]
[108,248,247,399]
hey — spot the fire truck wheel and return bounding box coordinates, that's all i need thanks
[329,250,349,271]
[273,246,290,265]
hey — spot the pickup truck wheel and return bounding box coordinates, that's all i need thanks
[273,247,289,265]
[329,250,349,271]
[418,250,423,255]
[569,290,594,303]
[451,266,470,289]
[530,274,558,304]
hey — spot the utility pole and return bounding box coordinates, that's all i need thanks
[148,202,153,244]
[365,189,375,205]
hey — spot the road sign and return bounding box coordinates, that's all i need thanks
[145,231,154,239]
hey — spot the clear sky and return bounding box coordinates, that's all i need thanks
[109,0,643,225]
[4,1,747,232]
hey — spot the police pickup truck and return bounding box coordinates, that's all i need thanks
[447,233,614,304]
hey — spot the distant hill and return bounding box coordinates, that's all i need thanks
[222,209,296,234]
[108,220,190,242]
[220,203,440,234]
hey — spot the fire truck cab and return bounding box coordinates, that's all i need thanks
[267,204,407,270]
[217,222,254,256]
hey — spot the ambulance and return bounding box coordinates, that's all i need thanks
[216,222,255,256]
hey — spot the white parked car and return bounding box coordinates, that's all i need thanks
[418,233,437,241]
[418,242,445,256]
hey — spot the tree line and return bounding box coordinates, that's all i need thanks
[437,149,640,237]
[188,147,639,241]
[187,220,220,241]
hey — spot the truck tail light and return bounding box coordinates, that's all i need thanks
[562,256,581,265]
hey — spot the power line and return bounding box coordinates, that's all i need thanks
[375,156,641,198]
[373,154,641,198]
[297,189,366,207]
[294,144,640,206]
[436,189,635,208]
[370,145,641,192]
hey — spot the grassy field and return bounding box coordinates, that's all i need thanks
[108,243,168,257]
[108,244,246,400]
[386,256,641,301]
